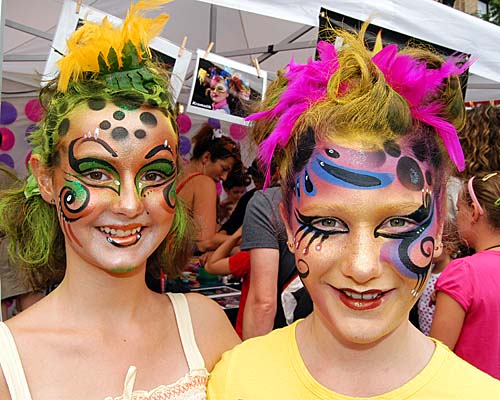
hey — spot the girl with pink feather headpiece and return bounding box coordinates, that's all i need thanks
[207,23,500,399]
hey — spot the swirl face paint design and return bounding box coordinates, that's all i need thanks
[292,138,437,294]
[53,104,178,269]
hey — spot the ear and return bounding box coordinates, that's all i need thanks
[470,202,483,223]
[433,227,444,259]
[201,151,211,164]
[279,202,295,254]
[30,155,55,205]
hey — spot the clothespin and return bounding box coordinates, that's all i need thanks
[252,57,262,78]
[178,36,188,58]
[203,42,214,59]
[75,0,82,14]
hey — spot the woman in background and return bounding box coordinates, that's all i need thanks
[431,172,500,379]
[177,124,240,253]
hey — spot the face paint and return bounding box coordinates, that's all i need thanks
[52,103,178,274]
[287,135,442,345]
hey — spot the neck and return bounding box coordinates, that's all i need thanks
[213,99,228,110]
[181,159,203,176]
[52,259,154,326]
[296,312,434,396]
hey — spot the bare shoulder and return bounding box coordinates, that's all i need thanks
[0,368,11,400]
[190,175,216,193]
[185,293,240,371]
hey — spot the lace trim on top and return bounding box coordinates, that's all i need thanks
[105,365,208,400]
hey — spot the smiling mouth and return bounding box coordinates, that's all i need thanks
[337,288,392,311]
[98,226,143,247]
[341,289,385,301]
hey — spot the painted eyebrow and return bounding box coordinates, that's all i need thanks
[145,143,174,159]
[80,137,118,157]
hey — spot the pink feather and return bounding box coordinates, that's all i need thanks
[247,40,472,185]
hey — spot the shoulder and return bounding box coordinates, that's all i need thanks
[431,340,500,396]
[185,293,240,371]
[214,324,293,368]
[208,325,295,395]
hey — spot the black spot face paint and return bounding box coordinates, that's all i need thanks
[396,157,424,191]
[134,129,146,139]
[384,140,401,158]
[99,120,111,130]
[113,111,125,121]
[139,112,157,127]
[325,148,340,159]
[425,170,432,186]
[111,127,129,141]
[58,118,70,136]
[88,98,106,111]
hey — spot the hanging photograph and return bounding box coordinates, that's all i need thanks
[42,0,191,102]
[187,49,267,125]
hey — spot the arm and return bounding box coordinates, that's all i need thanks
[205,228,242,276]
[242,247,279,340]
[189,177,228,252]
[429,291,466,350]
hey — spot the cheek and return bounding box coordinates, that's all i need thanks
[142,185,176,215]
[379,212,440,289]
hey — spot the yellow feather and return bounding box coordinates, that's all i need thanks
[57,0,172,92]
[371,30,384,56]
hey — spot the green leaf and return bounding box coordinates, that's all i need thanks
[98,52,109,73]
[107,47,119,72]
[122,41,139,70]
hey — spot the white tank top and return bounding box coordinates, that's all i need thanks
[0,292,208,400]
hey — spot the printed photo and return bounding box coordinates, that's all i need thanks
[187,49,268,125]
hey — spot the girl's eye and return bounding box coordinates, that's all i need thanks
[311,217,348,233]
[378,217,417,234]
[85,171,110,181]
[142,172,165,182]
[389,218,407,228]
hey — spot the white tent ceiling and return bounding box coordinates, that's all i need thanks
[3,0,500,103]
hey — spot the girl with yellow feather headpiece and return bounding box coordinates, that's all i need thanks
[0,2,240,399]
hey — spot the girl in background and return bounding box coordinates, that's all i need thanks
[176,124,240,253]
[431,172,500,379]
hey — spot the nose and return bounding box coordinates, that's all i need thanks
[111,179,144,218]
[341,233,383,284]
[220,171,229,182]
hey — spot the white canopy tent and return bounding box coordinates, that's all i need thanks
[2,0,500,102]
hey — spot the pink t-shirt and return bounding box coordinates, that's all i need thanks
[435,250,500,379]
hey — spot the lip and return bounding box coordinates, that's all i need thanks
[336,287,392,311]
[97,224,144,248]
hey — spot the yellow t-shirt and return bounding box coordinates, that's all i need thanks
[208,320,500,399]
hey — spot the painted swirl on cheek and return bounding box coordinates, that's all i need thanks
[163,181,176,210]
[58,179,91,248]
[59,179,90,221]
[376,191,435,293]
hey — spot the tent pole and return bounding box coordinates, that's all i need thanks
[209,4,217,52]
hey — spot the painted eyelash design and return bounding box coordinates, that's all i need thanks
[375,190,434,294]
[294,210,348,254]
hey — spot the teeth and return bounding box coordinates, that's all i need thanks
[99,227,141,237]
[343,290,382,300]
